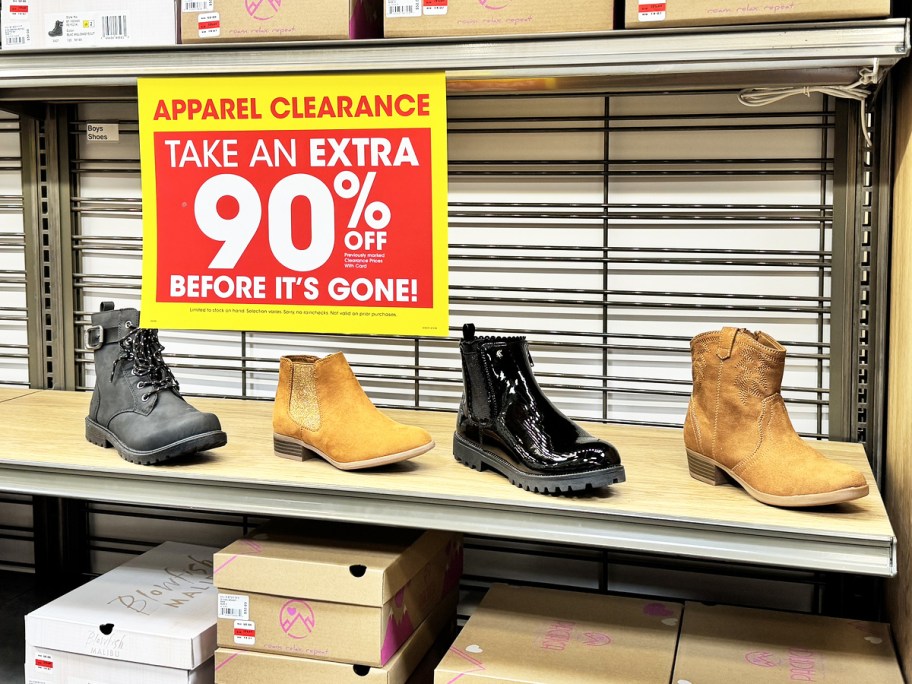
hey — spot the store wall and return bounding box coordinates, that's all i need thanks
[887,60,912,678]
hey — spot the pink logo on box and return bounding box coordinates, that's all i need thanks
[745,651,780,668]
[245,0,281,20]
[279,599,315,639]
[478,0,509,10]
[582,632,612,647]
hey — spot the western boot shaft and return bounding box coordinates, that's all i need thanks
[273,352,434,469]
[684,327,868,507]
[85,302,227,465]
[454,324,624,494]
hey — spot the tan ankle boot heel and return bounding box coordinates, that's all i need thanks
[686,449,727,486]
[273,433,318,462]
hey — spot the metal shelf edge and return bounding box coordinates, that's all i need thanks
[0,464,895,577]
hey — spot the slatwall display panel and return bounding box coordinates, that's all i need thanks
[0,113,33,572]
[0,493,33,572]
[0,112,27,387]
[87,502,265,574]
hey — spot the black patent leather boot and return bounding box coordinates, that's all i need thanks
[454,324,625,493]
[84,302,227,465]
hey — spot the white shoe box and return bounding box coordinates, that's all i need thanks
[25,542,218,684]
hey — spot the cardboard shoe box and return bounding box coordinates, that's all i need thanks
[1,0,178,51]
[672,601,904,683]
[383,0,613,39]
[625,0,890,30]
[214,590,457,683]
[25,542,219,683]
[179,0,383,44]
[214,522,463,666]
[434,584,682,683]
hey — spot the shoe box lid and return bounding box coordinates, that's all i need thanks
[213,520,462,607]
[434,584,682,684]
[25,542,218,671]
[213,590,457,684]
[672,601,903,683]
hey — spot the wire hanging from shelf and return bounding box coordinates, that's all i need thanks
[738,62,880,147]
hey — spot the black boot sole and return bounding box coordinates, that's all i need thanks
[453,432,625,494]
[86,418,227,466]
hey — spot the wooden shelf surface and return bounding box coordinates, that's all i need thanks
[0,390,896,576]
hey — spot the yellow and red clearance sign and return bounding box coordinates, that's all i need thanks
[137,73,448,336]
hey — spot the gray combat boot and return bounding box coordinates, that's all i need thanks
[84,302,227,465]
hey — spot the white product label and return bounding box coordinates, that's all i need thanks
[198,12,220,38]
[233,619,256,645]
[3,23,31,47]
[27,680,49,684]
[33,652,54,671]
[386,0,421,18]
[423,0,447,15]
[86,123,119,143]
[8,1,29,16]
[218,593,249,619]
[638,0,666,21]
[68,678,111,684]
[182,0,214,11]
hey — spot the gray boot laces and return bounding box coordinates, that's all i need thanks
[112,325,180,400]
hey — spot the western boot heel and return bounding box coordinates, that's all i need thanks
[273,433,318,462]
[85,419,112,449]
[686,449,727,486]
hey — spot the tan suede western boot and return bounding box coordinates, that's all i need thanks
[273,353,434,470]
[683,328,869,507]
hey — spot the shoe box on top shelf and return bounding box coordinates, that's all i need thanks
[625,0,890,29]
[214,520,463,666]
[24,542,218,684]
[383,0,613,38]
[434,584,682,683]
[179,0,382,43]
[1,0,178,51]
[215,591,457,683]
[673,602,904,683]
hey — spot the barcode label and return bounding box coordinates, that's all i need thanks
[182,0,213,11]
[218,593,249,620]
[3,24,30,47]
[386,0,420,18]
[101,14,127,38]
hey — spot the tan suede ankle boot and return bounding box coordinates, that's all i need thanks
[273,353,434,470]
[683,327,869,507]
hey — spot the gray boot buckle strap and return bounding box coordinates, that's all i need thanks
[84,324,126,350]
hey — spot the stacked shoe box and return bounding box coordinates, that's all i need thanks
[24,542,218,684]
[672,602,904,683]
[435,584,683,684]
[213,520,463,683]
